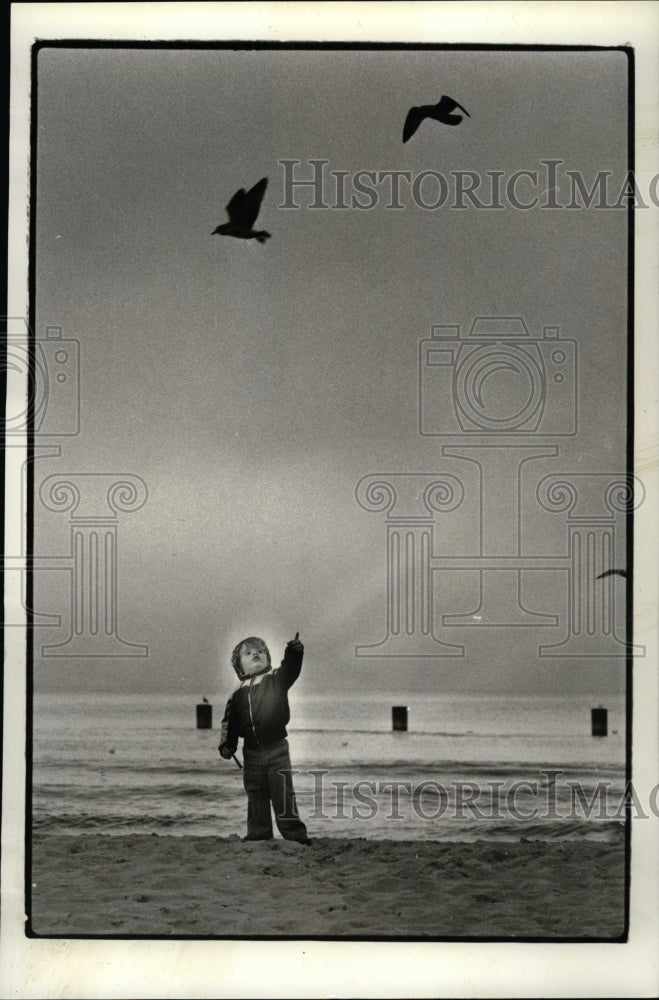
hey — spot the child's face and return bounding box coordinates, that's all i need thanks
[239,640,270,676]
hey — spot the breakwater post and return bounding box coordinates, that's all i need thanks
[196,702,213,729]
[392,706,409,731]
[591,707,608,737]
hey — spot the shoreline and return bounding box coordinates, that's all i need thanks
[30,831,626,939]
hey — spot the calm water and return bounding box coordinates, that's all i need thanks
[32,691,627,842]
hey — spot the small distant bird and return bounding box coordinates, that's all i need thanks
[212,177,270,243]
[403,95,470,143]
[597,569,627,579]
[202,697,209,704]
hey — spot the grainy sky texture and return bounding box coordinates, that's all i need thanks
[32,45,630,695]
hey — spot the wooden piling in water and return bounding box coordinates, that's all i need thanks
[392,706,409,731]
[196,703,213,729]
[591,707,607,737]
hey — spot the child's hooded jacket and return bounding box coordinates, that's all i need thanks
[219,643,303,753]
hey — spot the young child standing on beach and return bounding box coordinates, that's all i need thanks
[218,632,310,844]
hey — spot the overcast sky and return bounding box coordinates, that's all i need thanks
[32,45,630,696]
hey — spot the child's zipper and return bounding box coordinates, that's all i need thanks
[247,678,261,747]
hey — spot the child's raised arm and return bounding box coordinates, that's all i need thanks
[279,632,304,687]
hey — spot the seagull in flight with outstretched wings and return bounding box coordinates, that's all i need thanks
[597,569,627,579]
[212,177,271,243]
[403,95,470,143]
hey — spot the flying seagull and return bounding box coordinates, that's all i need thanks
[213,177,270,243]
[597,569,627,579]
[403,95,470,143]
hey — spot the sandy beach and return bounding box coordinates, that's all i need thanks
[29,831,626,939]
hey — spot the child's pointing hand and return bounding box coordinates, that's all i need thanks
[287,631,304,653]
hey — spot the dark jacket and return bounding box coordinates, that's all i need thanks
[219,644,303,753]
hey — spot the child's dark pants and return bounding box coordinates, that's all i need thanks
[242,738,308,841]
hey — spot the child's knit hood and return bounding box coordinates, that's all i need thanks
[231,636,272,682]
